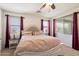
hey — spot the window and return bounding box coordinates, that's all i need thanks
[43,20,48,35]
[9,16,20,39]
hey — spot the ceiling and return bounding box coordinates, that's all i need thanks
[0,3,79,17]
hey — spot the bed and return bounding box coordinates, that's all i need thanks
[14,26,64,56]
[14,26,61,55]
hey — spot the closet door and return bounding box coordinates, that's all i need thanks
[63,16,72,47]
[56,15,73,47]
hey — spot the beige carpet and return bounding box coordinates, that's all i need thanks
[1,48,15,56]
[52,44,79,56]
[0,45,79,56]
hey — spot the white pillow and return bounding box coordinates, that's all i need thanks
[33,31,43,35]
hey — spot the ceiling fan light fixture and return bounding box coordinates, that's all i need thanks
[51,4,55,9]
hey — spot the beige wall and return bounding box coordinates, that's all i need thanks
[0,9,1,40]
[0,9,3,50]
[24,14,41,30]
[0,9,1,50]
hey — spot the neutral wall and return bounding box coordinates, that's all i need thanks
[0,9,1,40]
[23,14,43,30]
[1,10,5,49]
[0,9,3,50]
[0,9,1,50]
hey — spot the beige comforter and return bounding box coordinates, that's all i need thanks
[14,35,61,55]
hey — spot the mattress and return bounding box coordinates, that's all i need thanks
[14,35,62,56]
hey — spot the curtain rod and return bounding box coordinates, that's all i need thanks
[5,14,24,18]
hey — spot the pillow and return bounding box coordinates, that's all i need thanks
[33,31,43,35]
[22,31,32,35]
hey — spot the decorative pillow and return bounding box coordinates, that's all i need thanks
[33,31,43,35]
[22,31,32,35]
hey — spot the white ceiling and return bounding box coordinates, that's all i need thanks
[0,3,79,17]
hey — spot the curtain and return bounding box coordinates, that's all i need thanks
[41,19,43,31]
[5,15,10,48]
[20,16,24,39]
[20,16,24,30]
[53,19,56,37]
[72,12,79,50]
[48,20,50,36]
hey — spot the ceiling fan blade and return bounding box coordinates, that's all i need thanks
[36,10,41,13]
[40,3,46,9]
[51,4,55,9]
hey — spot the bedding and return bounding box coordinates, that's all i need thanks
[14,35,62,56]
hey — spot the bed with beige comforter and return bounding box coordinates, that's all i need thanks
[14,34,79,56]
[14,34,64,56]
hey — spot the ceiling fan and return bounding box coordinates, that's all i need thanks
[36,3,56,13]
[40,3,55,10]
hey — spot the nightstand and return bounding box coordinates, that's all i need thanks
[9,39,19,49]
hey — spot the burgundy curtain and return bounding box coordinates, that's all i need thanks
[41,19,43,31]
[5,15,10,48]
[20,16,24,39]
[48,20,50,36]
[72,12,79,50]
[53,19,56,37]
